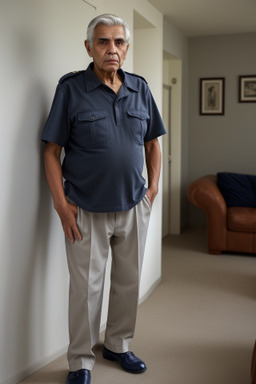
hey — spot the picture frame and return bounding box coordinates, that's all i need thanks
[239,75,256,102]
[200,77,225,115]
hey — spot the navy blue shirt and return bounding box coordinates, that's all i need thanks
[42,63,166,212]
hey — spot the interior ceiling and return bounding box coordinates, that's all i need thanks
[147,0,256,37]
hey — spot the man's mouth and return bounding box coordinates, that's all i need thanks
[105,57,118,63]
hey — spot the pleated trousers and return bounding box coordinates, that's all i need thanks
[65,195,152,371]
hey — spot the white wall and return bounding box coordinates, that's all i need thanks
[0,1,167,383]
[132,8,164,299]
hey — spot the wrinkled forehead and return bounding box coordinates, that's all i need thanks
[93,24,126,41]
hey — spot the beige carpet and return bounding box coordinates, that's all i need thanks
[19,229,256,384]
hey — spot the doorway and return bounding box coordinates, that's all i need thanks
[162,85,172,237]
[162,53,182,236]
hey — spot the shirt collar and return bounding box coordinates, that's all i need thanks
[84,62,139,93]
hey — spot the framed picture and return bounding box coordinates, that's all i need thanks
[200,78,225,115]
[239,75,256,102]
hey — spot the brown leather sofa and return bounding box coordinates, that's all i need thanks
[187,175,256,254]
[252,340,256,384]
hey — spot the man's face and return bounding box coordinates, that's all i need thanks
[85,24,129,75]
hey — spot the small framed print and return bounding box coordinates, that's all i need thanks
[200,78,225,115]
[239,75,256,102]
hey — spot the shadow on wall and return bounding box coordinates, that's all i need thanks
[1,79,55,378]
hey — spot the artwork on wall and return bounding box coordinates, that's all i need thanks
[200,78,225,115]
[239,75,256,103]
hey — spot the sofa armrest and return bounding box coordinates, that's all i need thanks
[187,175,227,254]
[187,175,227,216]
[251,340,256,384]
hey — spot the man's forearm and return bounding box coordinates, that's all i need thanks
[144,138,161,204]
[43,142,82,243]
[44,143,68,211]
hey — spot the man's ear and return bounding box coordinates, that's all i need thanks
[84,40,93,57]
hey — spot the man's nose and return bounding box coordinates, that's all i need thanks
[108,41,117,54]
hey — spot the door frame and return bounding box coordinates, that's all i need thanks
[162,54,182,235]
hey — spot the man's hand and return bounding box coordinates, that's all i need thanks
[146,187,158,207]
[56,202,82,243]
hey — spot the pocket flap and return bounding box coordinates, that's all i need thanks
[78,111,107,122]
[127,110,150,120]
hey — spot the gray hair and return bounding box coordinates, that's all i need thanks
[86,14,131,47]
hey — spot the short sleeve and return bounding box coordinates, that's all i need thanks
[144,87,167,142]
[41,84,70,147]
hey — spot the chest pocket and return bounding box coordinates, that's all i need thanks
[76,111,109,148]
[127,110,149,144]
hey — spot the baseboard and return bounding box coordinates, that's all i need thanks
[1,346,68,384]
[138,276,162,305]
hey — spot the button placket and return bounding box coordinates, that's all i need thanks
[114,99,120,125]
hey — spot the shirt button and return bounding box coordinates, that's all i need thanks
[90,116,95,121]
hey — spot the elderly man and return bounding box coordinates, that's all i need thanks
[42,14,166,384]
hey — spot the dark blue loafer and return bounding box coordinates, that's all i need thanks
[66,369,91,384]
[102,346,147,374]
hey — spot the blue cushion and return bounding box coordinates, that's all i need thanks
[217,172,256,207]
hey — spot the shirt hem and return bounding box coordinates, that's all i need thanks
[65,189,147,213]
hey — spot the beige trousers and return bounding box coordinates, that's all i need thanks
[65,195,152,371]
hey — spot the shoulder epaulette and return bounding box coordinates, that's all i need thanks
[125,71,148,84]
[59,71,83,83]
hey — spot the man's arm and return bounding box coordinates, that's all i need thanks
[144,138,162,206]
[44,142,82,243]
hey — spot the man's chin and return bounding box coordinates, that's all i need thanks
[104,62,119,69]
[103,65,120,73]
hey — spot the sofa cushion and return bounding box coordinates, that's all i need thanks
[217,172,256,207]
[228,207,256,233]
